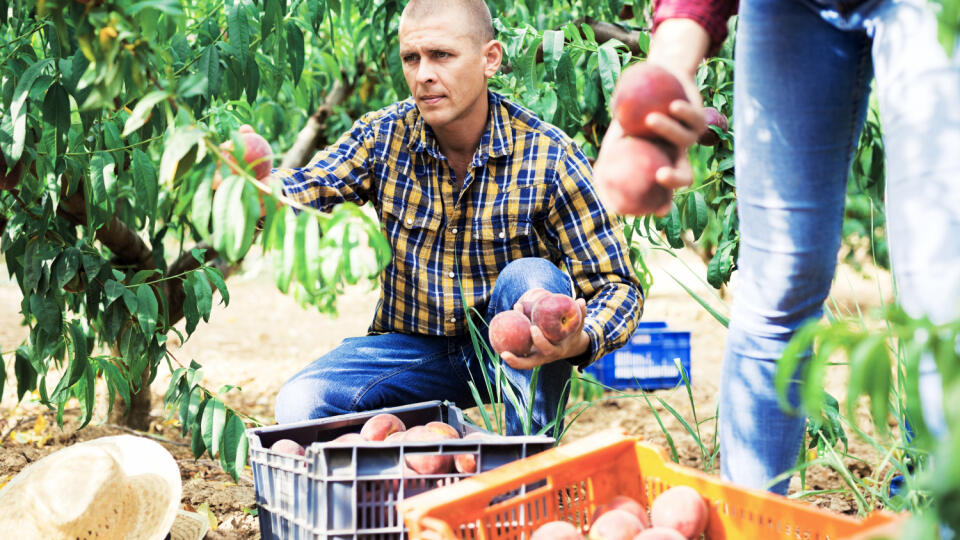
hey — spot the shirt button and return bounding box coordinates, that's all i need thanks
[450,317,456,323]
[405,218,413,225]
[448,271,455,278]
[451,228,458,234]
[498,231,506,239]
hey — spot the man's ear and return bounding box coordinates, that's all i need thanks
[482,40,503,78]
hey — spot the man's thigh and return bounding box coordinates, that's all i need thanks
[274,333,474,424]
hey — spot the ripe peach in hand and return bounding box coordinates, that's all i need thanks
[633,527,687,540]
[269,438,305,456]
[588,508,647,540]
[698,107,729,146]
[650,486,709,539]
[530,293,582,344]
[592,495,650,528]
[403,425,454,475]
[516,287,551,319]
[594,131,674,216]
[360,413,406,441]
[489,310,534,357]
[532,520,584,540]
[612,63,688,139]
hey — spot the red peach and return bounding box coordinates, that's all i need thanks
[531,293,582,344]
[385,430,407,442]
[698,107,729,146]
[215,124,274,187]
[403,425,454,475]
[453,432,489,474]
[360,413,406,441]
[489,310,534,357]
[650,486,709,539]
[612,63,688,139]
[532,520,584,540]
[424,421,461,440]
[592,495,650,528]
[588,509,647,540]
[516,287,551,319]
[269,438,305,456]
[632,527,687,540]
[594,132,674,216]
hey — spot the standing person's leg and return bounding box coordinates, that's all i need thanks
[868,0,960,440]
[471,257,575,437]
[274,333,475,424]
[722,0,874,494]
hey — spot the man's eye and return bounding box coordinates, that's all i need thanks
[435,52,448,58]
[402,55,417,63]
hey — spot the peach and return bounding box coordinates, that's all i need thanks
[649,486,709,539]
[331,432,364,443]
[385,430,407,442]
[489,310,534,357]
[612,62,688,139]
[360,413,406,441]
[215,124,274,188]
[592,495,650,528]
[588,509,647,540]
[633,528,686,540]
[424,421,460,439]
[269,438,305,456]
[698,107,729,146]
[516,287,551,319]
[403,425,454,475]
[454,432,489,474]
[594,132,674,216]
[532,520,584,540]
[531,293,582,344]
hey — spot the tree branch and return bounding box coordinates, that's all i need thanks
[57,183,155,269]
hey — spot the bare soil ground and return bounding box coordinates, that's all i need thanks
[0,248,895,538]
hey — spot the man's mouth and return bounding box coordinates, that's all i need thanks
[420,95,444,105]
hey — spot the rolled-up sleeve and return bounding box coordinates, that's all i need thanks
[652,0,739,55]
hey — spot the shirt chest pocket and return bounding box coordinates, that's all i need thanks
[380,198,442,261]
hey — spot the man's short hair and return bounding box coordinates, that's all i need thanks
[401,0,495,45]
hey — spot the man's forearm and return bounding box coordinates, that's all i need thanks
[646,19,711,78]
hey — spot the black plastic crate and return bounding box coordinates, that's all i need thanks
[247,400,555,539]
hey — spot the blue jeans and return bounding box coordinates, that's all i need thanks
[723,0,960,495]
[274,257,575,436]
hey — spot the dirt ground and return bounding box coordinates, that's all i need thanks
[0,246,895,538]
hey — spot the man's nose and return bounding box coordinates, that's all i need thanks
[416,60,436,85]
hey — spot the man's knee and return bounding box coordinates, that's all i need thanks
[274,375,351,425]
[498,257,571,293]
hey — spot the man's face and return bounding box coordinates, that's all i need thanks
[398,10,500,132]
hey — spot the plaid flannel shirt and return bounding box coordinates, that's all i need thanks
[274,91,642,366]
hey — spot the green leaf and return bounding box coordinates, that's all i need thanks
[684,191,708,241]
[42,83,71,157]
[191,403,208,459]
[285,21,305,87]
[219,413,249,482]
[66,321,89,387]
[104,279,126,307]
[182,275,201,335]
[14,348,37,401]
[159,128,205,186]
[245,56,260,105]
[262,0,283,42]
[180,385,204,436]
[212,175,244,260]
[123,91,168,137]
[202,398,227,457]
[136,284,159,338]
[203,267,230,306]
[295,211,321,292]
[542,30,564,71]
[228,2,252,66]
[275,210,297,293]
[664,202,683,248]
[86,153,117,233]
[198,46,221,104]
[237,181,261,260]
[190,271,214,323]
[132,149,159,226]
[7,59,53,163]
[597,45,621,103]
[29,294,62,334]
[191,174,214,241]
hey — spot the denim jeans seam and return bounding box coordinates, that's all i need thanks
[846,35,873,159]
[348,348,451,410]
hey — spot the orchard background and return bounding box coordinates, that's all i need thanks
[1,0,957,537]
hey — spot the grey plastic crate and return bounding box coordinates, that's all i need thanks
[247,400,555,539]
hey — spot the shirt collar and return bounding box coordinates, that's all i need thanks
[407,91,514,163]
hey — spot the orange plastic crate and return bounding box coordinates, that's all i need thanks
[399,430,905,540]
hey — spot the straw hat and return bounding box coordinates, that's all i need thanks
[0,434,181,539]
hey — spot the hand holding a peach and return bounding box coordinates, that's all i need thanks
[500,294,589,370]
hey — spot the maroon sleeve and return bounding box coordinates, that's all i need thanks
[652,0,738,55]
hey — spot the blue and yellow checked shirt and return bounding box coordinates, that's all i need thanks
[275,91,642,365]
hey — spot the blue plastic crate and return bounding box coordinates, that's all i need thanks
[584,322,691,390]
[246,400,554,539]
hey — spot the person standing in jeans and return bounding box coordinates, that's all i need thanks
[604,0,960,496]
